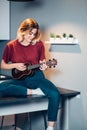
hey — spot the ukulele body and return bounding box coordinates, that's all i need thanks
[12,63,35,80]
[12,59,57,80]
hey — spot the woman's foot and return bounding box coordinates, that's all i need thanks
[27,89,32,95]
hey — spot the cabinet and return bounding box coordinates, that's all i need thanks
[0,0,10,40]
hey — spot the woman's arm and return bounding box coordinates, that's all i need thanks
[1,59,26,71]
[1,59,16,70]
[39,59,48,71]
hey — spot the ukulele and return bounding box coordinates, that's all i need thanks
[12,59,57,80]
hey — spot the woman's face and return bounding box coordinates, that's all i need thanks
[24,28,37,43]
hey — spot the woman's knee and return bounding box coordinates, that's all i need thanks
[49,88,60,101]
[54,90,60,101]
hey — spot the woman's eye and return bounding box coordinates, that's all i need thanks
[29,32,32,35]
[29,32,36,36]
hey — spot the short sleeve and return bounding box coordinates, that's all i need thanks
[2,43,12,63]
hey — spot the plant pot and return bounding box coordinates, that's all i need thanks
[55,38,61,43]
[50,38,55,43]
[68,38,74,43]
[61,38,68,43]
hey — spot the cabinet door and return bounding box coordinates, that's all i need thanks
[0,0,10,40]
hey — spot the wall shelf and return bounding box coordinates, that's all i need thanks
[45,40,79,45]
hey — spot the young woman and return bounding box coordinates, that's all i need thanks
[0,18,60,130]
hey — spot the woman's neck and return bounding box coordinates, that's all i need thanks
[20,41,31,46]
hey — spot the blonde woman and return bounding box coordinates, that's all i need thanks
[0,18,60,130]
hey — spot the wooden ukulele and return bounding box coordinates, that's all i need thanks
[12,59,57,80]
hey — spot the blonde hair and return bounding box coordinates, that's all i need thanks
[17,18,41,42]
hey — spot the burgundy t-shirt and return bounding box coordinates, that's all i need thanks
[2,39,46,65]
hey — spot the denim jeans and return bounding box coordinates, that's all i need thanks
[0,70,60,121]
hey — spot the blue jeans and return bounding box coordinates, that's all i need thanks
[0,70,60,121]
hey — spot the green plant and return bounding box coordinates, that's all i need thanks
[62,33,67,38]
[68,34,73,38]
[56,35,61,38]
[50,33,55,38]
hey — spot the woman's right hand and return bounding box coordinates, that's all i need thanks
[15,63,26,71]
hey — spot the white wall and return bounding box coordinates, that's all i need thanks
[9,0,87,129]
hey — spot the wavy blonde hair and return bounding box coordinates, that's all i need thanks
[17,18,41,43]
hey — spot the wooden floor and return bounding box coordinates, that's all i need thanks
[0,115,21,130]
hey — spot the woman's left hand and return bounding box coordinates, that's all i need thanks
[39,60,48,71]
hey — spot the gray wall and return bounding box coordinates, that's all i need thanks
[0,0,87,129]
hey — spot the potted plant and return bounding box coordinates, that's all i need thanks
[55,34,61,43]
[62,33,67,43]
[50,33,55,43]
[62,33,67,38]
[68,34,73,38]
[68,34,74,43]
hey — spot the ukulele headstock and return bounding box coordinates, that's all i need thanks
[47,58,57,68]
